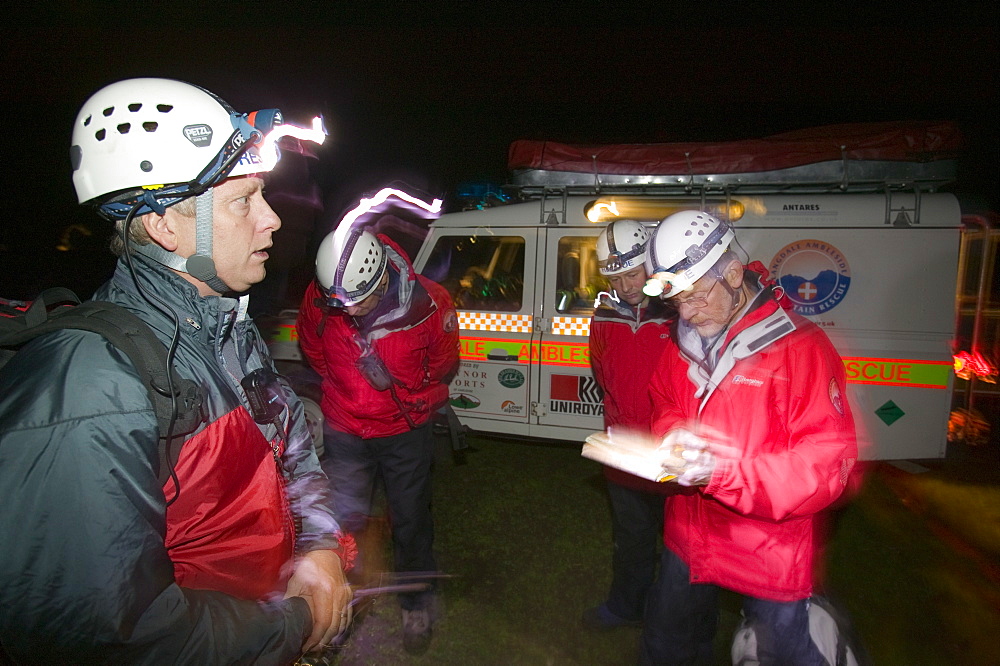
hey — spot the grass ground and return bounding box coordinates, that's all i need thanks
[320,435,1000,665]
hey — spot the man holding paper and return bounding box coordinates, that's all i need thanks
[637,210,859,665]
[581,220,674,632]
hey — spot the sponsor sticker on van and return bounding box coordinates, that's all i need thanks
[450,394,481,409]
[498,368,525,388]
[549,374,604,416]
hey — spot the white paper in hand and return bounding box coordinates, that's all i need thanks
[581,428,683,483]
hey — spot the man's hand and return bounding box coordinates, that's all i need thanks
[284,549,353,653]
[660,428,717,486]
[676,445,716,486]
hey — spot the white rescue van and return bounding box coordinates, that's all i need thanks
[412,122,966,460]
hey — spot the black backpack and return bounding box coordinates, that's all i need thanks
[1,288,203,484]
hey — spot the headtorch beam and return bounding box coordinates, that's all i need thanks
[333,187,444,249]
[260,116,327,170]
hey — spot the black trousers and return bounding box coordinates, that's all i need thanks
[639,548,827,665]
[322,422,436,611]
[605,479,664,621]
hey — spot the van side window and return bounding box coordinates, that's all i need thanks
[421,235,525,312]
[556,236,604,314]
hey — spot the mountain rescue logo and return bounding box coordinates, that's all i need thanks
[550,374,604,416]
[769,239,851,316]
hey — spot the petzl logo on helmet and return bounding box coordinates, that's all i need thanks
[769,239,852,316]
[183,124,214,147]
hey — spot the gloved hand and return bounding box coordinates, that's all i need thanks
[676,445,715,486]
[659,428,717,486]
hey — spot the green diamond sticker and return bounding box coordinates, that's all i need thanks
[875,400,905,426]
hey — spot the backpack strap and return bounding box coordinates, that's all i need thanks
[1,295,203,484]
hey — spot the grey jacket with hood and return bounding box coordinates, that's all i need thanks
[0,256,342,665]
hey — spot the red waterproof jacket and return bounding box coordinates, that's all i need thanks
[298,237,460,439]
[651,275,858,602]
[590,295,675,494]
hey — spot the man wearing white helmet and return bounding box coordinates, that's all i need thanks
[297,219,459,655]
[0,78,353,664]
[637,210,859,664]
[582,220,675,632]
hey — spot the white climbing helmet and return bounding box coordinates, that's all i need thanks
[595,219,650,276]
[70,77,303,293]
[70,77,282,215]
[644,210,735,298]
[316,228,388,306]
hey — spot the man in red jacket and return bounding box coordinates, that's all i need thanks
[298,224,459,655]
[582,220,675,632]
[638,211,859,665]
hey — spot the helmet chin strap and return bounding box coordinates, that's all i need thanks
[133,189,233,294]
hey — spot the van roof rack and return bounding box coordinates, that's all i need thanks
[511,158,957,196]
[507,121,961,197]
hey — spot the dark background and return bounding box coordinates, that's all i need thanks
[3,2,997,303]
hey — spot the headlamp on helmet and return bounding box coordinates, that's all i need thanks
[596,219,650,276]
[70,78,326,220]
[642,270,679,298]
[314,187,443,308]
[644,210,735,299]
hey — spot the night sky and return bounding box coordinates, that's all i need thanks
[3,3,997,301]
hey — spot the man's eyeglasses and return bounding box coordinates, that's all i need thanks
[669,280,718,309]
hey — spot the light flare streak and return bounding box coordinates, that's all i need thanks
[334,187,444,247]
[587,201,620,222]
[954,350,997,382]
[593,290,620,307]
[260,117,327,170]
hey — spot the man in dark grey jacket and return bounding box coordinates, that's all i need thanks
[0,78,353,664]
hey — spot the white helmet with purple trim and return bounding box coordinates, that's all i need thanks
[316,228,388,307]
